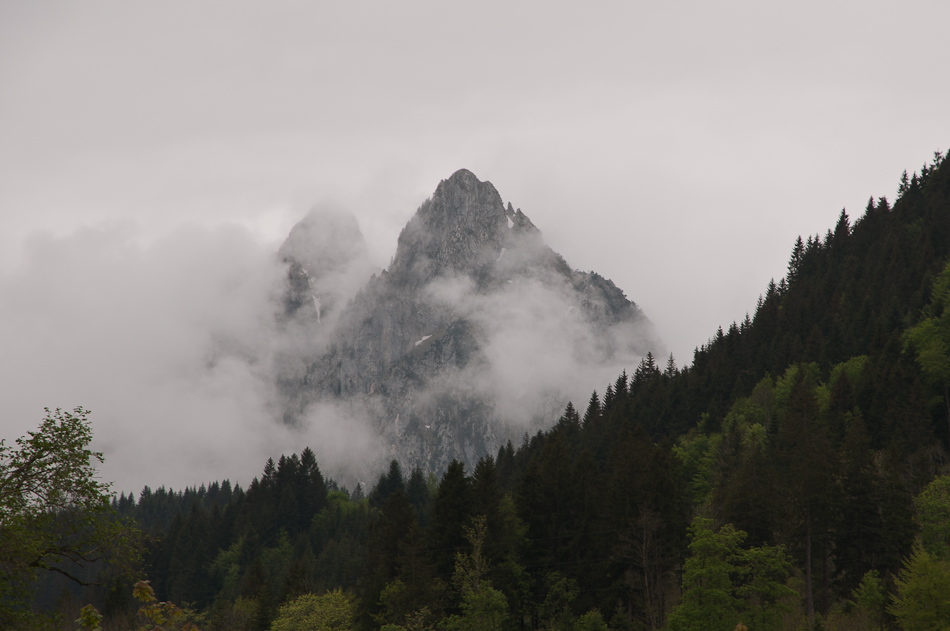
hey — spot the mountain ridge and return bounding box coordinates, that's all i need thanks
[276,169,660,474]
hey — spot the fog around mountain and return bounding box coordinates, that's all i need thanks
[274,170,661,477]
[0,171,660,491]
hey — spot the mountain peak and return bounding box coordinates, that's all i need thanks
[278,206,367,273]
[389,169,509,284]
[441,168,481,188]
[430,169,503,217]
[278,206,375,323]
[276,168,661,475]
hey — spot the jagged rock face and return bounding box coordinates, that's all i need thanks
[277,169,661,474]
[390,169,521,286]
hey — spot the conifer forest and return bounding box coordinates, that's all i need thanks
[4,151,950,631]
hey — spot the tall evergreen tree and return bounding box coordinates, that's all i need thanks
[430,461,473,578]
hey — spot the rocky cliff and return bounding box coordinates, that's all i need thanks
[277,169,660,473]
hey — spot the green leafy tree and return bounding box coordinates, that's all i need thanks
[206,596,259,631]
[666,518,793,631]
[442,516,509,631]
[888,542,950,631]
[78,580,203,631]
[132,579,203,631]
[666,519,744,631]
[733,543,796,631]
[904,261,950,445]
[887,475,950,630]
[75,604,103,631]
[376,579,418,629]
[850,570,886,631]
[573,609,607,631]
[538,572,579,631]
[913,475,950,560]
[0,407,138,628]
[444,587,508,631]
[269,589,355,631]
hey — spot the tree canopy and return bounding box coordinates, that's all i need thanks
[0,407,137,627]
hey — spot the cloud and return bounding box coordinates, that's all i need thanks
[0,183,661,494]
[296,398,387,485]
[0,220,385,493]
[422,269,655,431]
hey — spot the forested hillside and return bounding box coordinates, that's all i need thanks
[21,151,950,630]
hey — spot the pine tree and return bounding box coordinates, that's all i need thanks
[370,461,406,508]
[582,391,601,426]
[665,354,677,378]
[787,236,805,281]
[430,461,473,578]
[406,468,430,526]
[559,402,580,429]
[772,368,837,623]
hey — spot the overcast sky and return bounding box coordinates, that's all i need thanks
[2,0,949,492]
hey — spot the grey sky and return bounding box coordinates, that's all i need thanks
[2,0,948,491]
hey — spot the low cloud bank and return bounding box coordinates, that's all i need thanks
[1,209,658,493]
[0,220,385,494]
[423,273,652,429]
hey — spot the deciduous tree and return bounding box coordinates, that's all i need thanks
[0,407,138,627]
[270,589,354,631]
[666,518,793,631]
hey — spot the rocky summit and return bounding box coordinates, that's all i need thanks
[276,169,661,474]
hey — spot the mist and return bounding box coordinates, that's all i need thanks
[1,188,654,493]
[422,272,656,430]
[0,219,386,493]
